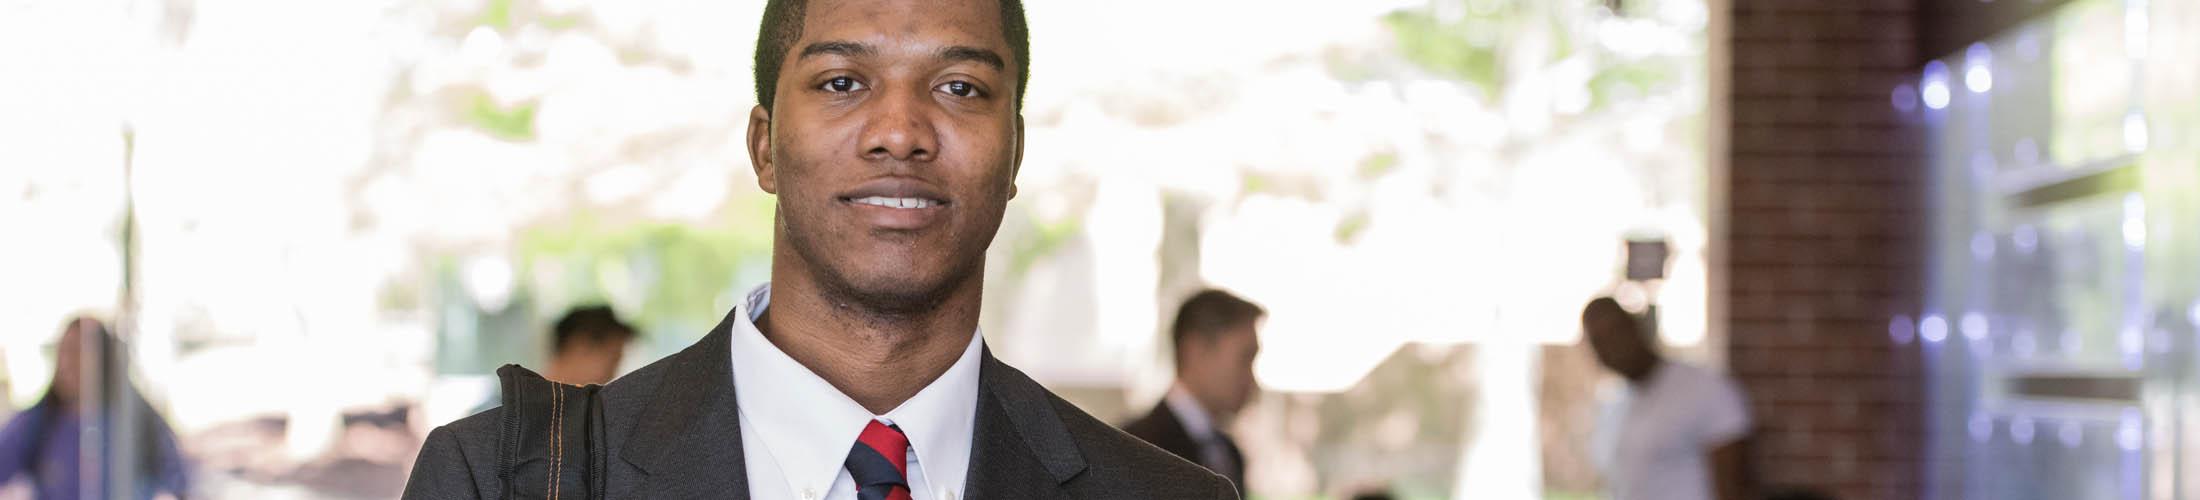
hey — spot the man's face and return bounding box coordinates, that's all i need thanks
[748,0,1022,312]
[1185,321,1262,422]
[561,335,631,386]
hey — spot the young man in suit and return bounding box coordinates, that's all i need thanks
[1123,289,1264,496]
[400,0,1238,498]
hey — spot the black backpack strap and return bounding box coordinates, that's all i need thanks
[494,364,606,500]
[587,384,608,499]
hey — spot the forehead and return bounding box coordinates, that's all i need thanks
[799,0,1008,55]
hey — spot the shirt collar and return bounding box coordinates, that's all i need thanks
[1164,383,1220,442]
[729,283,982,497]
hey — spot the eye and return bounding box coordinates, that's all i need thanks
[936,80,983,98]
[820,76,865,93]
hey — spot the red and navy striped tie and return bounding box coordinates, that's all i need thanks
[844,420,913,500]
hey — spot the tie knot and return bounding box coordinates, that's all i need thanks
[846,420,912,500]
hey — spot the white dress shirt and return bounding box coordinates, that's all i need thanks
[729,284,982,500]
[1164,384,1236,478]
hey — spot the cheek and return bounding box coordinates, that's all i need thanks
[941,123,1019,185]
[774,150,830,199]
[774,122,851,190]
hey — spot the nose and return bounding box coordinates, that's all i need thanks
[859,85,939,163]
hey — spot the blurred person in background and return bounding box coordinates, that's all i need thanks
[540,305,636,385]
[402,0,1239,497]
[1123,289,1263,496]
[468,305,638,413]
[0,317,190,499]
[1582,297,1749,500]
[1346,489,1396,500]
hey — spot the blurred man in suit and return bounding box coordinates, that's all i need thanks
[402,0,1238,497]
[1125,289,1264,496]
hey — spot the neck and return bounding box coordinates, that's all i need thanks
[760,265,983,415]
[1173,380,1227,423]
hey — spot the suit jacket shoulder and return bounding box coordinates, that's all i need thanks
[1121,402,1200,466]
[402,404,499,499]
[974,357,1237,499]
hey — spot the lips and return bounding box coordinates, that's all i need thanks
[836,177,950,230]
[837,177,949,206]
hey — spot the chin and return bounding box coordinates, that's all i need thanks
[785,217,989,317]
[822,266,965,317]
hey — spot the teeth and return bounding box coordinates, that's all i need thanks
[853,196,935,209]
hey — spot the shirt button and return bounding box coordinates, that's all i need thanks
[941,490,956,500]
[801,487,817,500]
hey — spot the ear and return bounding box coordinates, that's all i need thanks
[747,104,777,194]
[1008,115,1024,199]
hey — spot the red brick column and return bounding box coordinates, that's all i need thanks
[1721,2,1927,499]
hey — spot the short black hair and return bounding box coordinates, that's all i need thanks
[1582,296,1628,324]
[1582,296,1646,339]
[752,0,1030,112]
[1169,289,1264,359]
[552,305,635,354]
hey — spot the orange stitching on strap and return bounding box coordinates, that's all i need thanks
[548,385,563,500]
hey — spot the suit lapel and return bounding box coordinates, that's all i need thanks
[964,348,1085,499]
[964,389,1065,499]
[620,308,749,498]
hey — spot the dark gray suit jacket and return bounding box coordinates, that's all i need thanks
[401,307,1238,499]
[1122,402,1244,497]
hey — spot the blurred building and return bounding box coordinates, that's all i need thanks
[1726,0,2199,499]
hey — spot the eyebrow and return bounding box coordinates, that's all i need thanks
[798,40,875,60]
[937,46,1005,71]
[798,40,1004,72]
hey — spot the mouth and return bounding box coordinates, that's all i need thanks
[843,195,945,209]
[837,177,951,230]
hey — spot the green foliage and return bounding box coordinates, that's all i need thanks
[479,0,513,30]
[1384,0,1695,116]
[1358,151,1400,180]
[1241,171,1273,195]
[1334,210,1371,244]
[515,196,776,326]
[466,92,536,141]
[1586,61,1672,111]
[1382,9,1504,100]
